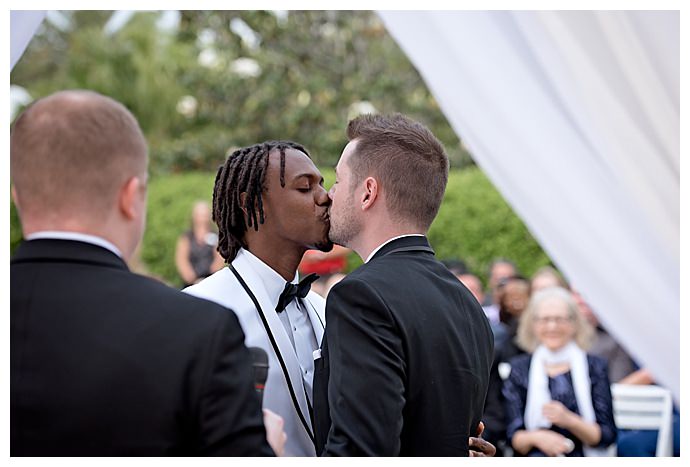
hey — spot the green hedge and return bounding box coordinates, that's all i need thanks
[10,167,552,288]
[140,172,218,286]
[428,168,551,283]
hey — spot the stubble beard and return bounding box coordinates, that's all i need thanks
[328,199,360,248]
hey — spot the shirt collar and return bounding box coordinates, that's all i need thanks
[365,234,425,263]
[238,248,299,307]
[25,231,123,258]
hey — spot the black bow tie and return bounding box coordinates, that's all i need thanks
[275,273,320,313]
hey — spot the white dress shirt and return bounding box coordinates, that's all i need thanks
[241,249,319,403]
[25,230,123,258]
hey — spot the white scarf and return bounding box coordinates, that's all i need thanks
[525,342,606,456]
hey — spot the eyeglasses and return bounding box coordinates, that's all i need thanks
[534,316,573,325]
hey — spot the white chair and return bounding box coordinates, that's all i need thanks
[610,383,674,457]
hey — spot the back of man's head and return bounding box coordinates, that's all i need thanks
[10,90,148,226]
[346,113,449,231]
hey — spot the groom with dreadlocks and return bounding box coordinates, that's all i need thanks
[185,141,332,456]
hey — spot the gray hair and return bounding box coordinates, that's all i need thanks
[516,286,594,352]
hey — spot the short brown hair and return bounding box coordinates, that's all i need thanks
[10,90,148,220]
[346,113,449,230]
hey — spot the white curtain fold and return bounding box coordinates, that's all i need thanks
[10,11,46,71]
[378,10,679,401]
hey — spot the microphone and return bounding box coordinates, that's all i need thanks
[248,346,269,401]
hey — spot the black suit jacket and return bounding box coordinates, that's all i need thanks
[313,236,494,456]
[11,239,273,456]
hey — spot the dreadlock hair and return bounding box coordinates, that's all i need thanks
[212,140,310,262]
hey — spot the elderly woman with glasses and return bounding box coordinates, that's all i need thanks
[502,287,616,456]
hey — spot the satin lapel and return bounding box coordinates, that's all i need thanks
[232,252,314,432]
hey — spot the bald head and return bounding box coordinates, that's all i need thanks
[10,90,148,223]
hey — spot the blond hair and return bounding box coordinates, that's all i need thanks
[516,286,594,353]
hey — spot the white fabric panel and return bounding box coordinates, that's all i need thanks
[378,11,679,402]
[10,10,46,71]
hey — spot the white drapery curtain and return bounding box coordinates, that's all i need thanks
[379,10,679,401]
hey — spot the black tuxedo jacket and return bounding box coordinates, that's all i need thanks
[11,239,273,456]
[313,236,494,456]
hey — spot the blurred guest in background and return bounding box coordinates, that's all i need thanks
[483,258,517,306]
[480,275,530,455]
[458,273,485,305]
[504,287,616,457]
[175,200,224,286]
[497,276,531,356]
[530,265,568,293]
[572,289,636,384]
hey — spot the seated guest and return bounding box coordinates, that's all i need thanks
[480,276,529,455]
[483,258,517,306]
[503,287,616,457]
[496,275,530,358]
[573,289,636,383]
[530,266,568,293]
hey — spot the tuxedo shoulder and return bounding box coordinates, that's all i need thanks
[183,267,240,306]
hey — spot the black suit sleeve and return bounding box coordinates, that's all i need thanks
[322,278,406,456]
[197,308,274,456]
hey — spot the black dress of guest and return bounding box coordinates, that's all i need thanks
[503,353,616,457]
[185,230,216,286]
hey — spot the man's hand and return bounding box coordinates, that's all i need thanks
[263,409,287,456]
[469,421,496,457]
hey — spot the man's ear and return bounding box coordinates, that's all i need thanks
[360,177,378,211]
[119,176,143,220]
[11,185,21,212]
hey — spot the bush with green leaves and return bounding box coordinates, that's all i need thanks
[428,168,552,284]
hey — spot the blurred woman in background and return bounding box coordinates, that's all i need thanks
[503,287,616,456]
[175,201,225,287]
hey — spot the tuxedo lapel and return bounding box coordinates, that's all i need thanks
[232,252,314,434]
